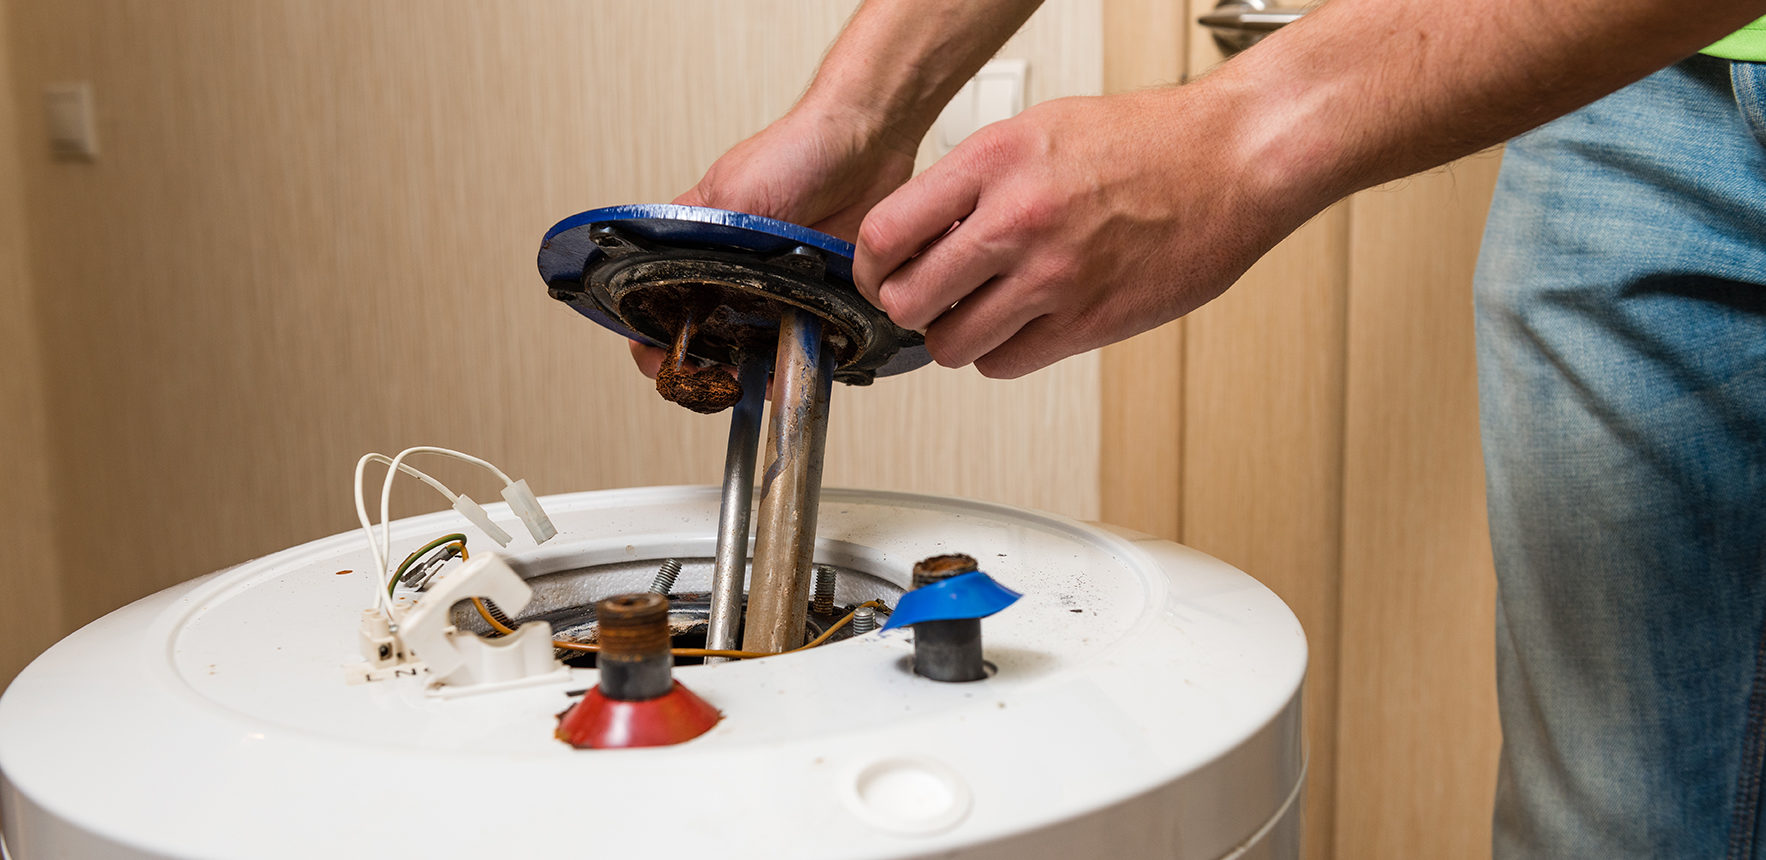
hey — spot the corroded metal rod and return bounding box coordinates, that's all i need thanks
[704,356,768,663]
[741,309,834,653]
[595,593,673,701]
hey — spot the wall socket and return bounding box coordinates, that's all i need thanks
[44,82,99,160]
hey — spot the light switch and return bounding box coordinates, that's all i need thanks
[936,80,977,153]
[43,82,99,160]
[973,60,1026,127]
[933,59,1029,155]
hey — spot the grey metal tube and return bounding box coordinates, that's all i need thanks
[912,618,987,682]
[741,309,834,654]
[704,356,768,663]
[598,652,674,701]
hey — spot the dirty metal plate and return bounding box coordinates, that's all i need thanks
[538,204,931,383]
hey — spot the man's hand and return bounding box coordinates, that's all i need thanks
[852,85,1312,379]
[676,108,918,241]
[629,105,919,377]
[629,0,1043,383]
[845,0,1766,380]
[626,112,909,376]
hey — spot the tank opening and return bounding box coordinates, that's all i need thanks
[448,556,900,666]
[466,591,876,668]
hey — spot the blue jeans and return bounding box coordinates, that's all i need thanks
[1476,55,1766,857]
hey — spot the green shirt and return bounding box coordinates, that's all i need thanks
[1704,16,1766,62]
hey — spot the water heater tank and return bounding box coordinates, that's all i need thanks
[0,487,1306,859]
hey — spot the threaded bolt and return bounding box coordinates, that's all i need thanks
[649,558,682,595]
[912,554,978,590]
[595,592,673,701]
[812,564,837,616]
[850,605,877,635]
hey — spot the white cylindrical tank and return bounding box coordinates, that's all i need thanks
[0,487,1305,859]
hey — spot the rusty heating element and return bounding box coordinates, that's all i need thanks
[647,294,839,656]
[655,313,744,414]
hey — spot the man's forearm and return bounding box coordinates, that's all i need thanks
[799,0,1045,155]
[1218,0,1766,212]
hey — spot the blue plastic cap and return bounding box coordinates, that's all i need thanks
[880,571,1022,631]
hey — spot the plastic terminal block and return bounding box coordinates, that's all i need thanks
[452,494,514,547]
[501,479,557,544]
[397,553,566,694]
[358,609,400,667]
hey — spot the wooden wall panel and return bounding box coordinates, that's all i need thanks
[1335,155,1502,860]
[0,0,64,691]
[4,0,1104,635]
[1183,208,1349,860]
[1100,331,1182,539]
[1178,8,1349,855]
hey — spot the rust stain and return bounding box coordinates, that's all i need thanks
[655,312,743,414]
[596,593,670,657]
[334,570,353,576]
[912,554,979,589]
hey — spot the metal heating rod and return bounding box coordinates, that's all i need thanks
[741,308,834,654]
[704,356,769,663]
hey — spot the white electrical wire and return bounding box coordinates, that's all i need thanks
[365,454,459,503]
[354,453,463,617]
[359,446,522,618]
[354,454,396,617]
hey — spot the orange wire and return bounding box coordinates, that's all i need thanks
[469,597,884,661]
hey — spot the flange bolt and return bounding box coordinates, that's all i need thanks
[850,605,878,635]
[812,564,838,616]
[650,559,682,595]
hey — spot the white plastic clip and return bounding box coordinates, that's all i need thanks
[501,479,557,544]
[452,494,514,547]
[396,553,565,694]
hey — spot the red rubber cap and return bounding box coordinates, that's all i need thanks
[555,681,721,749]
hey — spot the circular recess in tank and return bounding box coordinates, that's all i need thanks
[445,556,903,665]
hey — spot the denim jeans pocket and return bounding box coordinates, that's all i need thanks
[1731,60,1766,148]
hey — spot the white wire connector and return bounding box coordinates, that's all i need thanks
[500,479,557,544]
[355,445,554,618]
[452,494,514,547]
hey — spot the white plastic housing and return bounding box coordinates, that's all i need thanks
[0,487,1306,860]
[389,553,565,693]
[450,493,513,547]
[499,478,557,544]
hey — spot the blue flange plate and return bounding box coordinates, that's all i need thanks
[538,204,930,380]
